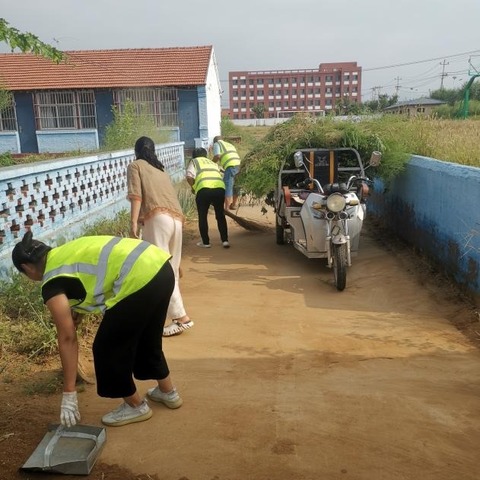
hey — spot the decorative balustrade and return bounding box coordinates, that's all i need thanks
[0,142,185,275]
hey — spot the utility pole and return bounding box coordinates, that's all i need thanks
[394,76,401,96]
[439,60,449,89]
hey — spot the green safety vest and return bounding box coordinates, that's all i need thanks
[192,157,225,193]
[217,140,241,169]
[42,236,171,313]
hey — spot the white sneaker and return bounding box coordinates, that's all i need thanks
[222,241,230,248]
[147,387,183,409]
[196,241,211,248]
[101,399,152,427]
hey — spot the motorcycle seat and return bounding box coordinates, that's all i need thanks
[323,182,349,195]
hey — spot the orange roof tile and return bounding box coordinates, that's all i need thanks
[0,46,213,91]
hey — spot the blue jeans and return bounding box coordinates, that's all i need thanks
[223,166,239,197]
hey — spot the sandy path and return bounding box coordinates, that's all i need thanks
[4,205,480,480]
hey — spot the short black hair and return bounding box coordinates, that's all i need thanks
[192,147,208,158]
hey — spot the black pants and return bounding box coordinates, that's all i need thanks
[196,187,228,244]
[92,262,174,398]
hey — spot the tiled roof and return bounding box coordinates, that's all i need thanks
[0,46,213,90]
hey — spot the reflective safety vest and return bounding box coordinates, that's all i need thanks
[192,157,225,194]
[42,236,171,313]
[216,140,241,170]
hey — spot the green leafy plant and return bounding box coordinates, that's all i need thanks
[103,99,170,151]
[176,180,197,220]
[82,209,131,237]
[0,18,64,63]
[0,152,14,166]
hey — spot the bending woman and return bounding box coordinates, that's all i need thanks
[12,232,183,427]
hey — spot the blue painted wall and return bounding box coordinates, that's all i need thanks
[8,88,198,153]
[369,155,480,300]
[37,130,99,153]
[0,132,20,153]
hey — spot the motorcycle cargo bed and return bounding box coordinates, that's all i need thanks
[21,423,106,475]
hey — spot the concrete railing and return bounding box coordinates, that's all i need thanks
[368,155,480,301]
[0,142,185,276]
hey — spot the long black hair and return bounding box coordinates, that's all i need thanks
[134,136,165,171]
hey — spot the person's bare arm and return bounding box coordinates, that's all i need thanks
[46,294,78,393]
[130,198,141,238]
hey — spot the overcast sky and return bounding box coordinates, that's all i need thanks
[1,0,479,106]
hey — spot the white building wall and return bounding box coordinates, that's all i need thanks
[205,49,222,146]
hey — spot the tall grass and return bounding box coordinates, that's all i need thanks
[237,114,480,197]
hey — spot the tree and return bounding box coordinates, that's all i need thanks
[334,97,364,116]
[430,87,461,105]
[0,18,64,63]
[363,94,398,113]
[251,103,266,119]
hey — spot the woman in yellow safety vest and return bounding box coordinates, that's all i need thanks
[186,147,230,248]
[12,231,183,428]
[212,135,241,210]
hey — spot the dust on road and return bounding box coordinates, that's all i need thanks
[2,205,480,480]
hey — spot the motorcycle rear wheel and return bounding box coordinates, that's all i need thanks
[333,243,347,291]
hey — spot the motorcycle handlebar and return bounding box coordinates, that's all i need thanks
[295,178,312,189]
[347,176,373,189]
[296,178,324,193]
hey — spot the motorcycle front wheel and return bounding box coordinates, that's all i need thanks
[332,243,347,291]
[276,215,285,245]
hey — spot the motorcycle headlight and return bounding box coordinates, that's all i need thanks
[326,193,346,213]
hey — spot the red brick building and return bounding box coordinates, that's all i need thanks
[229,62,361,119]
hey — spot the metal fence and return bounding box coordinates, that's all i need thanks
[0,142,185,276]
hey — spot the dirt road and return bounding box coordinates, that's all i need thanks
[2,205,480,480]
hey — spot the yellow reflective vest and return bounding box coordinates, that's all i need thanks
[42,236,171,313]
[216,140,241,169]
[192,157,225,194]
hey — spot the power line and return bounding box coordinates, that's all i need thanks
[364,49,480,72]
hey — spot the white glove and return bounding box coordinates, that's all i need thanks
[60,391,81,427]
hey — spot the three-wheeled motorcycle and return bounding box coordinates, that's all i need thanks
[274,147,381,291]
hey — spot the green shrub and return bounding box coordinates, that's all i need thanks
[82,209,131,237]
[176,180,197,220]
[103,99,170,151]
[0,152,14,166]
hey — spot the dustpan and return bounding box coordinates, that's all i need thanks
[21,424,106,475]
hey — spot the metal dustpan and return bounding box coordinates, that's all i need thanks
[21,423,106,475]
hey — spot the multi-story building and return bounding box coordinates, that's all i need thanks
[229,61,361,119]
